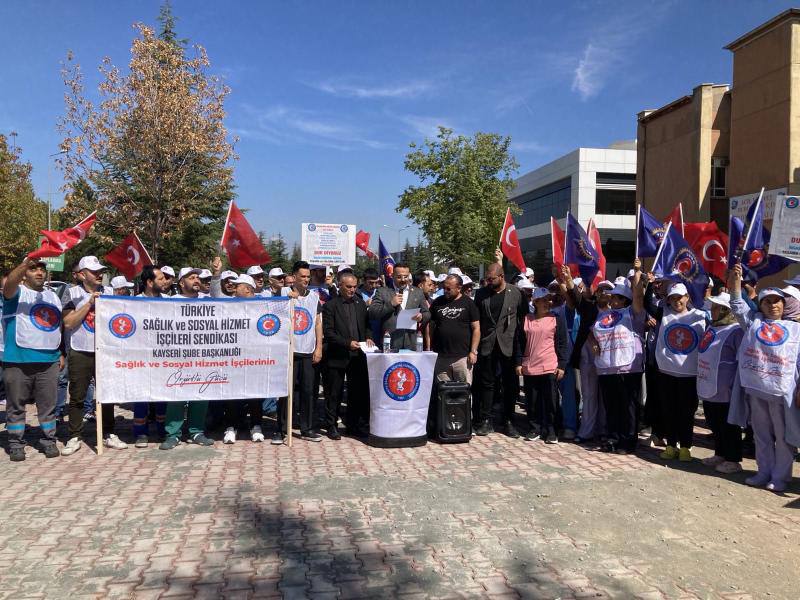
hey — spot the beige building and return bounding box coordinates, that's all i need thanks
[637,9,800,236]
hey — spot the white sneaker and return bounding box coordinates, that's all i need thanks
[223,427,237,444]
[104,434,128,450]
[61,437,82,456]
[251,425,265,443]
[701,455,725,466]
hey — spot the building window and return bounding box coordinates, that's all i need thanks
[513,177,571,229]
[595,189,636,215]
[711,163,727,198]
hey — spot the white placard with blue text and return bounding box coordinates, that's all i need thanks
[770,194,800,261]
[300,223,356,266]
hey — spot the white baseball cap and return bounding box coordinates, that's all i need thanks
[516,279,535,290]
[757,287,785,302]
[525,267,535,277]
[199,269,212,280]
[448,267,464,276]
[110,276,134,289]
[160,265,175,278]
[268,267,285,278]
[337,263,352,273]
[423,270,435,280]
[461,275,473,286]
[436,273,447,282]
[531,287,550,300]
[707,292,731,309]
[178,267,202,280]
[667,282,689,297]
[782,286,800,301]
[573,277,584,288]
[611,283,632,300]
[78,256,106,272]
[221,270,238,280]
[614,276,631,288]
[246,265,264,276]
[233,274,256,289]
[596,280,614,290]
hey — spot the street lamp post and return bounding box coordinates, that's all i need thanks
[382,224,411,260]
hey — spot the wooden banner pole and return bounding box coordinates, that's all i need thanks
[286,298,295,447]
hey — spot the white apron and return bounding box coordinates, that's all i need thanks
[66,285,110,352]
[15,285,62,351]
[293,290,319,355]
[592,308,635,371]
[656,308,705,376]
[696,324,738,399]
[738,317,800,399]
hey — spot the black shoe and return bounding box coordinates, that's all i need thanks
[301,431,323,442]
[505,422,520,439]
[189,433,214,446]
[326,426,341,440]
[271,431,285,445]
[9,448,25,462]
[475,421,493,436]
[545,428,558,444]
[159,436,180,450]
[42,445,60,459]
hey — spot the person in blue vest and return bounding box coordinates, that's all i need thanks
[695,291,744,474]
[2,257,64,461]
[729,264,800,492]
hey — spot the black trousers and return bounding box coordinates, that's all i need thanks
[325,354,369,430]
[475,345,519,424]
[223,399,263,430]
[659,373,698,448]
[279,354,315,434]
[68,349,114,439]
[523,374,557,430]
[702,400,742,462]
[599,372,642,451]
[644,362,665,438]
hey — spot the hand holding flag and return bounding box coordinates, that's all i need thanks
[105,232,152,280]
[564,212,600,285]
[378,236,395,288]
[220,201,271,269]
[652,221,709,308]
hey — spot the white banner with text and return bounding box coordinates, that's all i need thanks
[96,296,291,402]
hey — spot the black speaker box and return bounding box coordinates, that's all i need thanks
[435,380,472,443]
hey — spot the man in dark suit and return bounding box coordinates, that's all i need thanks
[322,272,375,439]
[473,263,528,438]
[367,263,430,350]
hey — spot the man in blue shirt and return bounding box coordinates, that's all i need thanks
[2,257,64,462]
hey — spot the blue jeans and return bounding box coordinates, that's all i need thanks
[262,397,278,415]
[559,366,577,432]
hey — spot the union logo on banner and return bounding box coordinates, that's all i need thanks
[293,307,313,335]
[673,246,701,281]
[596,311,622,330]
[756,322,789,347]
[82,308,96,333]
[257,313,281,336]
[663,323,698,355]
[29,303,61,332]
[383,361,421,402]
[786,196,799,209]
[109,313,136,339]
[698,328,716,353]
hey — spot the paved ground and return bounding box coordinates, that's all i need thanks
[0,406,799,599]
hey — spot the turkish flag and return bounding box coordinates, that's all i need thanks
[587,218,606,288]
[105,233,153,280]
[28,211,97,259]
[684,221,729,280]
[500,208,526,274]
[551,217,565,268]
[355,230,376,258]
[665,203,684,237]
[220,201,271,269]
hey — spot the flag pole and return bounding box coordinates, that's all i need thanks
[742,187,765,251]
[133,231,155,266]
[634,204,640,259]
[679,202,685,237]
[286,298,295,448]
[651,221,672,273]
[220,200,234,250]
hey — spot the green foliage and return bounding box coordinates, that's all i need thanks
[397,126,519,272]
[0,134,48,273]
[262,233,291,273]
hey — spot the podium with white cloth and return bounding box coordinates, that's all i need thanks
[366,351,438,447]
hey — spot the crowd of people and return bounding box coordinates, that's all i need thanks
[2,246,800,493]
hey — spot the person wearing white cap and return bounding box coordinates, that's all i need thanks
[262,267,294,298]
[728,264,800,492]
[246,265,266,294]
[525,267,535,285]
[160,267,214,450]
[111,276,134,296]
[159,265,176,296]
[61,256,125,455]
[517,287,569,443]
[695,292,744,474]
[2,256,64,461]
[586,261,647,454]
[198,269,212,297]
[654,280,708,462]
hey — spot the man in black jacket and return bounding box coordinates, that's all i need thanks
[473,263,528,437]
[322,272,375,439]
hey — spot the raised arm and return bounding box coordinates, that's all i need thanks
[631,258,645,315]
[728,263,756,329]
[3,258,35,300]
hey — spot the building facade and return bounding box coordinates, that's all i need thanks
[509,143,637,282]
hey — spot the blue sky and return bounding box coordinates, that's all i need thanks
[0,1,795,250]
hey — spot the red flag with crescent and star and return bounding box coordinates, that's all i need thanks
[28,211,97,259]
[683,221,729,280]
[500,207,526,274]
[220,201,271,269]
[105,232,153,280]
[586,218,606,289]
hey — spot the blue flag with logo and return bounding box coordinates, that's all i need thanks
[652,222,709,308]
[739,196,795,280]
[378,236,396,289]
[636,205,667,258]
[564,212,600,285]
[728,215,744,268]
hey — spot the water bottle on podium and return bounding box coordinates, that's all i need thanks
[383,331,391,353]
[415,332,423,352]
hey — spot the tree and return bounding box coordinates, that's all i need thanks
[57,3,236,264]
[397,126,519,271]
[0,134,48,272]
[262,233,290,273]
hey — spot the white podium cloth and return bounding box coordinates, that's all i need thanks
[367,351,438,440]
